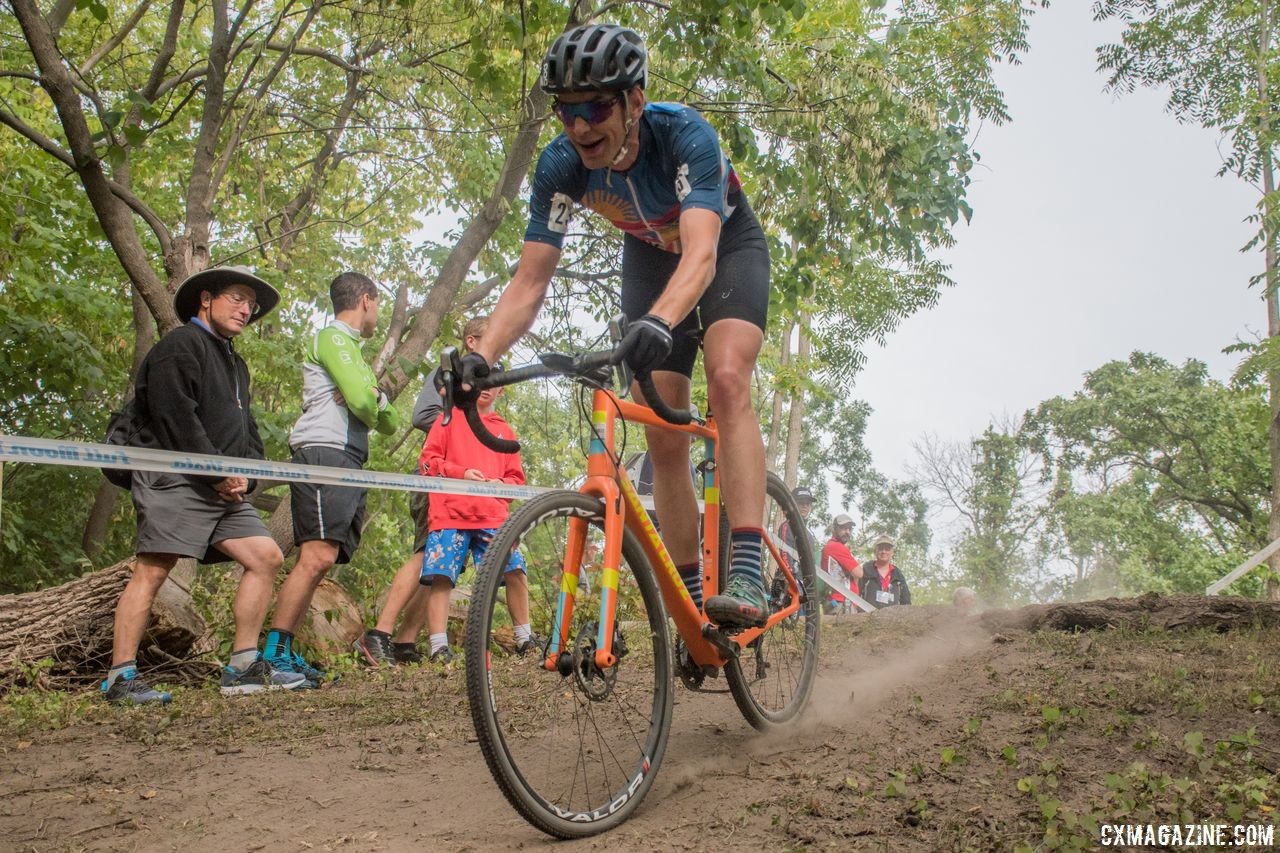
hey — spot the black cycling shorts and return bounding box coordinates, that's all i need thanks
[620,200,770,378]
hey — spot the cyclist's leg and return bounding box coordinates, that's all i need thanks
[702,318,766,529]
[694,203,771,628]
[701,319,770,627]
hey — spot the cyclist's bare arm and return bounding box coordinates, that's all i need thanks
[476,241,561,366]
[644,207,722,326]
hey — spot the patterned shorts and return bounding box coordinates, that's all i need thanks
[420,528,526,585]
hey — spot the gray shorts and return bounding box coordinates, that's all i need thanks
[132,471,271,564]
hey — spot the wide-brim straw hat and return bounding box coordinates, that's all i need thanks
[173,265,280,324]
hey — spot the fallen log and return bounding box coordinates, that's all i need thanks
[980,592,1280,634]
[0,559,205,687]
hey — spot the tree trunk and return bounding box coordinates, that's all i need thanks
[766,321,791,472]
[80,482,119,563]
[783,314,810,491]
[1258,1,1280,600]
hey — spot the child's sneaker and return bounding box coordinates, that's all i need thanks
[393,643,423,665]
[219,658,307,696]
[514,632,547,657]
[101,670,171,705]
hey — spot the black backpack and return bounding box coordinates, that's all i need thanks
[102,398,143,488]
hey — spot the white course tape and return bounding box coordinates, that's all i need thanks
[815,563,875,613]
[0,434,551,501]
[770,533,874,614]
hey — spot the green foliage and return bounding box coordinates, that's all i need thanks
[1024,353,1270,596]
[0,0,1041,594]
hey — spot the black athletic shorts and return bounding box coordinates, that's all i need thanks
[289,446,367,564]
[410,489,430,554]
[620,199,770,378]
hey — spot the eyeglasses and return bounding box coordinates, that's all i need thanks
[552,95,620,126]
[216,290,261,316]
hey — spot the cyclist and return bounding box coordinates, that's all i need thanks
[460,23,773,629]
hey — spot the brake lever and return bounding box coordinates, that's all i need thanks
[437,345,461,425]
[608,314,633,396]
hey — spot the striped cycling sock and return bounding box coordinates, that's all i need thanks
[729,527,766,592]
[676,561,703,610]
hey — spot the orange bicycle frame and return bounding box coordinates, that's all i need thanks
[542,388,803,672]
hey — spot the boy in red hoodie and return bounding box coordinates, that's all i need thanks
[417,384,534,663]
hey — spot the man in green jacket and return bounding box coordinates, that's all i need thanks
[266,271,399,682]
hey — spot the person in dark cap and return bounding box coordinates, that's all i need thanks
[101,265,306,704]
[778,486,815,554]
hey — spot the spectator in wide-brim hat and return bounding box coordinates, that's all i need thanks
[101,263,303,705]
[172,265,280,325]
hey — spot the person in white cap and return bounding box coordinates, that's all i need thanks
[102,265,306,704]
[820,513,861,614]
[859,534,911,608]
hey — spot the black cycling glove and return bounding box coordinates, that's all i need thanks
[433,352,490,409]
[619,314,673,377]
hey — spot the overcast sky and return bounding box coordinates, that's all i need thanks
[853,2,1265,487]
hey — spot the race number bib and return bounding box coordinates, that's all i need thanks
[547,192,574,234]
[675,163,691,201]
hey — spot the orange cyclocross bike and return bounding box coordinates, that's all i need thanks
[437,320,819,838]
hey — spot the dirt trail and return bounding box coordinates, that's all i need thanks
[2,598,1277,852]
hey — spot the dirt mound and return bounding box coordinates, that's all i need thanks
[1,596,1276,851]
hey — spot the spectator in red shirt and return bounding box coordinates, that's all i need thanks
[820,513,861,614]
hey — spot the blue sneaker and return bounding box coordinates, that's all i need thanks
[101,669,171,705]
[220,657,307,696]
[290,651,328,685]
[262,652,318,690]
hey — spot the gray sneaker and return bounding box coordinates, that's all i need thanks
[353,630,394,668]
[219,658,307,696]
[101,671,171,705]
[705,575,769,630]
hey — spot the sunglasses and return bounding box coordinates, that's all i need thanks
[552,95,621,126]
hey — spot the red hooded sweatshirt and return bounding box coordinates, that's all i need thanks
[419,410,525,531]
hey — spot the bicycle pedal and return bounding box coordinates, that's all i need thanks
[700,623,739,661]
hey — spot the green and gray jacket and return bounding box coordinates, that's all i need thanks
[289,320,399,462]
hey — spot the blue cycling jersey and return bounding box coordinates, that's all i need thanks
[524,102,744,254]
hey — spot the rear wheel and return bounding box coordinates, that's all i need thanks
[723,471,820,729]
[464,490,673,838]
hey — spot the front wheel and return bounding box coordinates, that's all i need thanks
[464,490,673,838]
[723,471,821,729]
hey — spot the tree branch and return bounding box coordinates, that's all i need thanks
[8,0,175,330]
[77,0,153,78]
